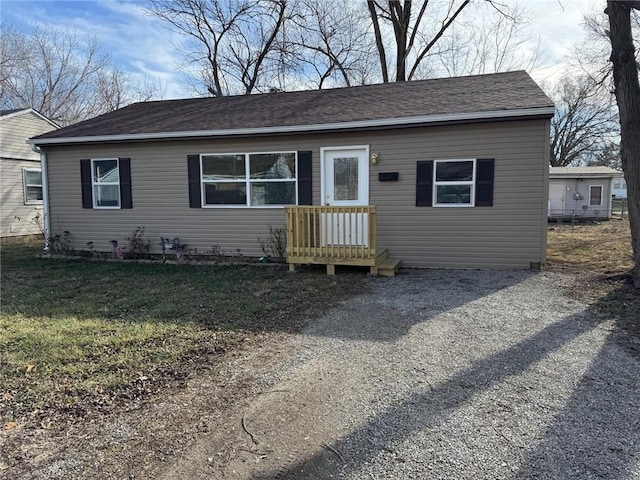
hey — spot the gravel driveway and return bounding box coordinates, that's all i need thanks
[8,269,638,479]
[163,269,640,479]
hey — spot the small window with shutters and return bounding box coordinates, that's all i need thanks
[92,159,121,208]
[417,158,494,208]
[80,158,132,209]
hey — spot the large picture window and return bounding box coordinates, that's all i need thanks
[23,168,43,204]
[92,159,120,208]
[433,159,476,207]
[201,152,297,207]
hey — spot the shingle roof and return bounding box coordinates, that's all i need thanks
[550,166,623,177]
[32,71,553,143]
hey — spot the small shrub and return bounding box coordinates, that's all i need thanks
[206,244,226,263]
[258,225,286,263]
[32,213,72,255]
[126,227,150,259]
[49,231,72,255]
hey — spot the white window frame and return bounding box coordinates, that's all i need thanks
[92,158,121,209]
[200,151,298,208]
[433,158,476,207]
[23,168,43,205]
[589,185,603,206]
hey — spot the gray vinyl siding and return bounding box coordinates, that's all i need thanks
[44,119,548,268]
[0,111,56,237]
[0,159,43,236]
[0,111,55,160]
[549,177,614,219]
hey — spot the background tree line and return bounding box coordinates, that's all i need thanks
[548,5,639,169]
[0,23,162,126]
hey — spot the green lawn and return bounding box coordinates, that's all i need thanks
[0,244,368,427]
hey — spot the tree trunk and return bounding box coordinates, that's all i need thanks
[606,0,640,287]
[367,1,389,83]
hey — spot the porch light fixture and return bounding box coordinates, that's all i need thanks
[370,152,379,165]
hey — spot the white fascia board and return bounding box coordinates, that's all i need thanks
[550,173,621,179]
[29,107,555,147]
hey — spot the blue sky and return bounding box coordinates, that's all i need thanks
[1,0,598,100]
[1,0,191,98]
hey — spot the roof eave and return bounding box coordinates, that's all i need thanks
[550,174,622,179]
[29,106,555,147]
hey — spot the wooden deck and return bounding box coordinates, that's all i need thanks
[285,205,401,276]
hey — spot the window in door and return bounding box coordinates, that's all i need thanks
[333,157,359,201]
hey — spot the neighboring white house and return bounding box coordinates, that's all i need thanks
[548,166,622,220]
[1,108,59,237]
[612,177,628,199]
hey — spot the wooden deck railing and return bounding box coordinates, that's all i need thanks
[285,205,377,262]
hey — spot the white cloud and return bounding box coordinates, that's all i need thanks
[3,0,192,99]
[525,0,598,82]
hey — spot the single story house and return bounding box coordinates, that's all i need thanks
[1,108,59,237]
[29,70,554,273]
[548,166,623,221]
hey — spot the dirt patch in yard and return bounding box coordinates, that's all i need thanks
[546,219,639,352]
[1,331,297,479]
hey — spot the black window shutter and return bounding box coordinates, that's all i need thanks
[416,161,433,206]
[187,155,202,208]
[80,159,92,208]
[297,151,313,205]
[475,158,495,207]
[119,157,132,209]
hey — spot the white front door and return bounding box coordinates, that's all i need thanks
[322,147,369,206]
[549,182,565,216]
[321,146,370,246]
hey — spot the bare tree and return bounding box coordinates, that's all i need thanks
[571,7,639,89]
[606,0,640,288]
[585,141,622,170]
[288,0,376,89]
[432,4,544,77]
[366,0,520,82]
[548,74,619,167]
[0,22,28,86]
[0,25,160,126]
[148,0,290,96]
[148,0,544,93]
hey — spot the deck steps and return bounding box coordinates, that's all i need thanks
[377,257,402,277]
